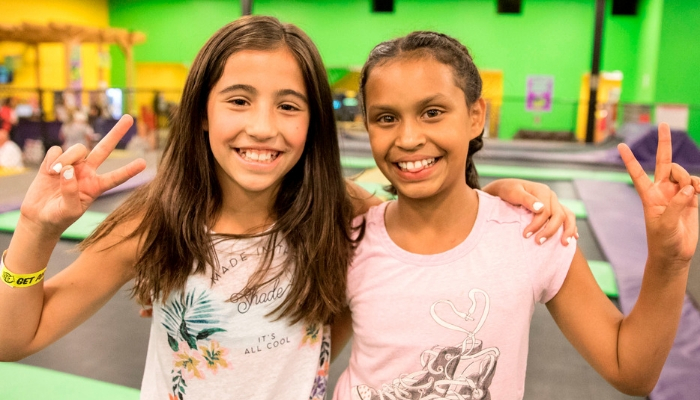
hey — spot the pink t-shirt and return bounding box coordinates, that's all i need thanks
[334,190,576,400]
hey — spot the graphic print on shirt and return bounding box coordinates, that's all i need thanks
[307,324,331,400]
[161,289,232,400]
[353,289,500,400]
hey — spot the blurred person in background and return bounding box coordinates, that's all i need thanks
[0,119,23,169]
[0,97,18,139]
[59,111,97,151]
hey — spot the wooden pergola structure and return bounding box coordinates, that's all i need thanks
[0,22,146,115]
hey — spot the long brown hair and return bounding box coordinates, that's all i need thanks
[82,16,355,325]
[359,31,484,189]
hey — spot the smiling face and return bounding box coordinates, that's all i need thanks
[364,55,485,201]
[205,47,310,205]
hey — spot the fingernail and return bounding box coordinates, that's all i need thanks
[539,237,547,244]
[63,168,74,180]
[525,232,533,238]
[682,186,694,196]
[566,237,572,244]
[533,202,544,211]
[52,163,62,173]
[575,231,579,239]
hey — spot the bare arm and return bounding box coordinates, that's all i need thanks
[0,116,146,361]
[331,306,353,362]
[547,123,700,395]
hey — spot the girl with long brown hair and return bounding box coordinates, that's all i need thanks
[0,17,575,399]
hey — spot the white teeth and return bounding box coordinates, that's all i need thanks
[238,149,279,163]
[397,158,436,172]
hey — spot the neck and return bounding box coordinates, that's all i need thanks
[212,184,279,235]
[385,182,479,254]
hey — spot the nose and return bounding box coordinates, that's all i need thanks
[395,120,425,151]
[246,104,276,141]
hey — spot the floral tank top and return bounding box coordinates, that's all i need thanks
[139,235,330,399]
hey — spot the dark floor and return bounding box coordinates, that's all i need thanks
[0,142,644,399]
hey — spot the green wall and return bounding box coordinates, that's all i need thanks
[108,0,698,142]
[655,0,700,141]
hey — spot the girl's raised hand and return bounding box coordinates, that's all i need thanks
[618,122,700,268]
[20,115,146,237]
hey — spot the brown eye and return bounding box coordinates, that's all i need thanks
[230,99,247,106]
[378,115,395,123]
[425,109,442,118]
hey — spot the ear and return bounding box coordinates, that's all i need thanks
[202,117,209,132]
[468,98,487,140]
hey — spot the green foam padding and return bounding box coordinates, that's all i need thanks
[0,210,108,240]
[587,260,619,298]
[355,181,395,200]
[340,157,636,183]
[0,363,140,400]
[476,164,634,183]
[559,199,587,218]
[341,156,378,170]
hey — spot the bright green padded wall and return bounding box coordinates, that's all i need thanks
[109,0,700,142]
[108,0,243,86]
[655,0,700,142]
[253,0,642,139]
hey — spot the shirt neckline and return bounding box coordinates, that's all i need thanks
[373,190,492,266]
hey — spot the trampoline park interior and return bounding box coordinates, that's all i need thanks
[1,0,700,399]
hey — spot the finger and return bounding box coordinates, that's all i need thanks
[59,165,82,213]
[661,185,697,225]
[670,163,691,189]
[516,191,545,214]
[654,123,672,183]
[559,207,577,246]
[691,176,700,193]
[49,144,89,175]
[618,143,652,194]
[86,114,134,167]
[42,146,63,174]
[524,210,549,240]
[534,207,566,245]
[97,158,147,193]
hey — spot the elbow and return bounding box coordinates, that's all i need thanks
[0,350,28,362]
[0,341,32,362]
[609,374,658,397]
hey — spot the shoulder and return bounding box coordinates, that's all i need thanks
[476,190,535,227]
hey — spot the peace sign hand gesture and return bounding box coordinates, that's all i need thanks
[20,115,146,238]
[618,123,700,270]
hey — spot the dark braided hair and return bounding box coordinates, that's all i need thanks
[359,31,484,189]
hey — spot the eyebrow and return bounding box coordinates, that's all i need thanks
[368,94,448,114]
[218,85,308,104]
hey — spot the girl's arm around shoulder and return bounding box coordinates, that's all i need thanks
[0,217,142,361]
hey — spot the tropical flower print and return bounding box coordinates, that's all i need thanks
[173,342,206,380]
[200,340,232,375]
[309,324,330,400]
[300,322,321,348]
[161,289,231,399]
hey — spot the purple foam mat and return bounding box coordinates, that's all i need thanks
[575,179,700,400]
[476,124,700,173]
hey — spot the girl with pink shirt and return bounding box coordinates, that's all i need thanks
[333,31,700,399]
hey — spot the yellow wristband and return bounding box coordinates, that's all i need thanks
[1,251,46,288]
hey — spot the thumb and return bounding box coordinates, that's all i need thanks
[661,185,696,223]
